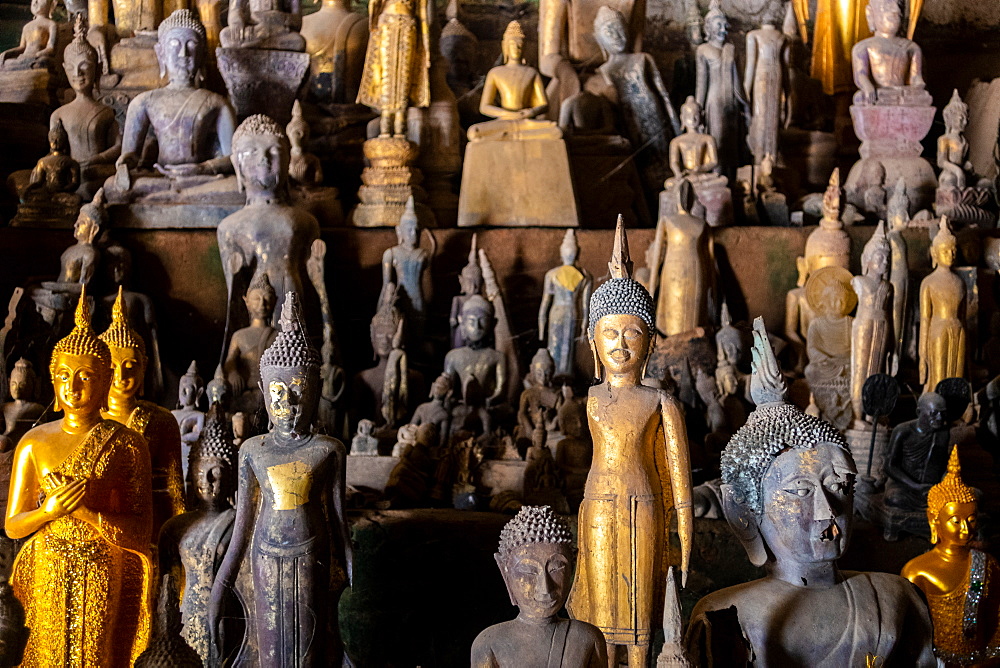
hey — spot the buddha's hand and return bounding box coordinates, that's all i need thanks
[859,81,876,105]
[115,153,136,170]
[155,162,202,178]
[41,474,86,520]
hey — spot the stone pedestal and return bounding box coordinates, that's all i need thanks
[351,136,436,227]
[216,48,310,125]
[845,104,937,215]
[347,454,400,492]
[457,139,578,227]
[660,176,733,227]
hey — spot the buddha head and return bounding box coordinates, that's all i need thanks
[866,0,902,37]
[494,505,574,622]
[430,372,453,401]
[47,120,69,157]
[704,0,728,43]
[286,100,309,153]
[806,266,856,318]
[99,287,148,406]
[501,21,526,65]
[63,15,98,96]
[685,1,703,46]
[0,582,28,667]
[926,446,977,547]
[861,221,891,280]
[529,349,555,388]
[397,196,419,249]
[74,188,105,245]
[887,177,909,229]
[930,218,957,269]
[440,0,478,89]
[207,363,231,410]
[8,359,36,403]
[244,272,277,324]
[356,418,374,438]
[50,288,113,415]
[721,317,855,567]
[594,6,629,58]
[371,284,404,359]
[943,89,968,134]
[460,295,494,349]
[29,0,53,18]
[259,292,321,438]
[716,302,744,368]
[916,391,947,432]
[178,360,204,410]
[588,217,656,381]
[459,235,483,296]
[189,407,236,508]
[232,114,290,200]
[156,9,207,85]
[680,96,703,134]
[103,243,133,288]
[559,229,579,266]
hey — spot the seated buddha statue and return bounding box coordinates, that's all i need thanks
[109,10,237,203]
[851,0,930,106]
[467,21,561,143]
[6,289,153,665]
[221,0,306,50]
[804,266,856,431]
[223,273,278,419]
[0,0,56,71]
[902,447,1000,665]
[662,97,729,226]
[685,317,936,666]
[13,121,82,226]
[444,295,507,436]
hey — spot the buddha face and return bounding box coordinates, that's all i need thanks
[430,376,451,400]
[207,379,230,408]
[178,376,201,408]
[191,456,229,506]
[687,21,703,46]
[64,51,96,95]
[461,308,492,346]
[497,542,573,621]
[932,500,976,547]
[234,134,289,195]
[108,346,146,404]
[593,313,650,378]
[917,393,947,432]
[706,16,728,42]
[531,360,553,387]
[244,287,275,322]
[287,122,307,150]
[681,104,700,133]
[156,27,203,85]
[52,353,110,413]
[503,37,523,64]
[106,252,132,287]
[371,321,394,358]
[864,248,889,279]
[8,370,32,402]
[397,222,418,249]
[595,15,628,56]
[759,443,856,566]
[74,212,99,244]
[867,0,901,36]
[560,242,577,266]
[932,240,956,268]
[30,0,52,18]
[819,284,849,317]
[263,367,317,436]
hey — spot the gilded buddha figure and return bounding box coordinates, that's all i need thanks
[804,266,855,431]
[919,219,966,394]
[668,96,719,181]
[569,217,693,667]
[903,447,1000,665]
[0,0,56,71]
[7,289,153,666]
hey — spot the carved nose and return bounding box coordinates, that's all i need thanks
[813,486,837,521]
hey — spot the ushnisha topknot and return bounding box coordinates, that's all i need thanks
[588,215,655,338]
[502,20,525,42]
[259,292,321,372]
[233,114,288,147]
[461,293,494,319]
[247,271,277,302]
[721,317,849,515]
[398,196,418,233]
[861,220,891,269]
[497,505,573,558]
[99,286,147,356]
[182,360,201,385]
[927,446,976,521]
[190,405,237,469]
[158,9,207,42]
[64,14,97,69]
[51,286,112,375]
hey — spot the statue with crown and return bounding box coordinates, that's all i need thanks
[843,0,937,216]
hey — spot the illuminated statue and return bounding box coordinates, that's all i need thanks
[919,219,965,393]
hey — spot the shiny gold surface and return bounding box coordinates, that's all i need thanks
[266,461,314,510]
[918,219,966,393]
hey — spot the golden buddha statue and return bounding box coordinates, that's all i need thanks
[804,266,856,430]
[467,21,562,143]
[902,446,1000,665]
[100,287,184,541]
[919,218,966,394]
[668,96,719,181]
[569,217,693,667]
[6,288,153,666]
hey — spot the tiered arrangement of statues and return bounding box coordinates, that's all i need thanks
[0,0,997,665]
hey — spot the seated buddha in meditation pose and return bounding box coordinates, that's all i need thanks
[0,0,56,71]
[851,0,928,106]
[220,0,306,50]
[668,97,720,184]
[467,21,562,143]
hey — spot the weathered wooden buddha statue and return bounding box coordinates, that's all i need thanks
[850,223,894,427]
[538,229,591,378]
[851,0,929,106]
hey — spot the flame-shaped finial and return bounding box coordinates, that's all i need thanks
[749,317,787,405]
[609,214,633,279]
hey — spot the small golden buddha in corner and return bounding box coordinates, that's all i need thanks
[903,446,1000,666]
[467,21,562,143]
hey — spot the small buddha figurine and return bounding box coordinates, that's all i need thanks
[668,97,719,182]
[356,0,431,137]
[351,418,379,455]
[0,0,56,71]
[7,289,153,665]
[171,361,206,476]
[884,391,949,510]
[803,168,852,274]
[21,122,81,207]
[286,100,323,187]
[207,363,232,412]
[569,218,693,667]
[210,292,353,666]
[743,14,790,165]
[57,189,104,285]
[444,295,507,436]
[538,229,592,378]
[473,506,607,667]
[784,255,813,372]
[301,0,368,104]
[903,447,1000,665]
[0,582,28,667]
[450,236,484,349]
[134,574,203,668]
[1,359,45,446]
[391,422,417,457]
[919,219,966,393]
[220,0,306,50]
[887,177,910,359]
[648,179,709,337]
[686,317,936,666]
[158,408,236,665]
[49,17,121,198]
[937,90,971,190]
[518,349,563,440]
[411,373,453,448]
[217,114,325,334]
[382,196,432,339]
[113,11,237,197]
[804,266,856,431]
[224,272,278,413]
[851,223,894,426]
[100,287,185,542]
[592,5,679,194]
[851,0,928,106]
[467,21,562,143]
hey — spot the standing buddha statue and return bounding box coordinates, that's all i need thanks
[6,289,153,665]
[919,219,965,393]
[887,177,910,363]
[569,217,693,667]
[538,229,592,379]
[743,13,790,166]
[171,360,206,480]
[804,266,856,431]
[100,287,184,542]
[381,196,432,340]
[851,222,894,426]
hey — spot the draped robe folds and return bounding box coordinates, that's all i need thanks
[925,549,1000,664]
[356,0,431,113]
[127,401,185,540]
[12,420,153,667]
